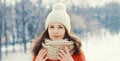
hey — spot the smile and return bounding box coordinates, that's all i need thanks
[52,35,60,38]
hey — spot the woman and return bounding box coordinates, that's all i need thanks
[32,3,86,61]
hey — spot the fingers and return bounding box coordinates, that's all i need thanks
[64,46,70,54]
[42,49,48,57]
[38,48,48,59]
[57,46,73,61]
[57,46,70,59]
[44,56,48,60]
[58,49,66,59]
[36,48,48,61]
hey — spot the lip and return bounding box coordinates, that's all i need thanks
[52,35,60,38]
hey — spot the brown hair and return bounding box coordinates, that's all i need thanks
[32,28,82,56]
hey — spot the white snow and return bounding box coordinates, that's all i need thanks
[82,31,120,61]
[2,51,32,61]
[2,31,120,61]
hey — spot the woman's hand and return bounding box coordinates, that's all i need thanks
[57,46,74,61]
[36,48,48,61]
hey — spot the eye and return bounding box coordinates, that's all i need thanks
[58,26,64,29]
[49,25,54,28]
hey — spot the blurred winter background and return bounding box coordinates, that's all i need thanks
[0,0,120,61]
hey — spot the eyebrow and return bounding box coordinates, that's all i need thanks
[49,24,64,26]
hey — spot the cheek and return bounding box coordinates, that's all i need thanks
[48,29,52,37]
[60,30,65,37]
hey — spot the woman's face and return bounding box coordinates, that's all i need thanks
[48,22,65,41]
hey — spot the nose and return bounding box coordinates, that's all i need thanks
[54,28,59,34]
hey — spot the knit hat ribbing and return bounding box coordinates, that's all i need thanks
[45,3,71,32]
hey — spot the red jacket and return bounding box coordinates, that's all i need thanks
[33,52,86,61]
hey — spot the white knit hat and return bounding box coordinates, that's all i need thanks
[45,3,71,32]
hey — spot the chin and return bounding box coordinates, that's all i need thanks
[52,38,61,41]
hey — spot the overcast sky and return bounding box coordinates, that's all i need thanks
[1,0,120,7]
[41,0,120,7]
